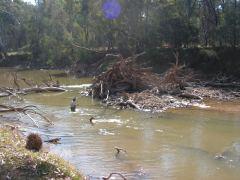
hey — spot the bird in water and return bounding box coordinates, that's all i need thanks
[89,117,95,125]
[70,97,77,112]
[114,146,127,156]
[44,138,61,144]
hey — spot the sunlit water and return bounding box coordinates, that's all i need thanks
[1,68,240,179]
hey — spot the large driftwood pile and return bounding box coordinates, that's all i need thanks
[91,53,191,99]
[91,55,163,98]
[88,53,207,112]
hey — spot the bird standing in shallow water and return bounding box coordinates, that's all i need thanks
[89,117,95,125]
[70,97,77,112]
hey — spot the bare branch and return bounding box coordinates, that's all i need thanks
[102,173,127,180]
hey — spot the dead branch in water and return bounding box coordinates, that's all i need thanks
[102,173,127,180]
[0,75,66,98]
[0,104,53,127]
[23,87,66,93]
[0,73,66,99]
[0,87,66,99]
[0,87,25,99]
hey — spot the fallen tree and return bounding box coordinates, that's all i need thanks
[23,87,66,93]
[0,73,67,99]
[0,74,64,126]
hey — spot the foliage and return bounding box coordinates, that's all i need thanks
[0,0,239,67]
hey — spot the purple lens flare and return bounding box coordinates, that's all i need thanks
[102,0,121,20]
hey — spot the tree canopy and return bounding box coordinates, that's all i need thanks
[0,0,239,67]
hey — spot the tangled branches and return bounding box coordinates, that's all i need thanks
[0,73,66,99]
[91,54,162,99]
[88,51,200,112]
[0,104,52,127]
[91,51,193,99]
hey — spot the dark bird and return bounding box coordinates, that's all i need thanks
[114,146,127,155]
[44,138,61,144]
[89,117,95,125]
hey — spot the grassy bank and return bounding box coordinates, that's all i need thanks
[0,126,84,180]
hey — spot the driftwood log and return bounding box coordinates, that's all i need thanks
[0,87,66,98]
[0,72,66,99]
[23,87,66,93]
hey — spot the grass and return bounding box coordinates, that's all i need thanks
[0,126,84,180]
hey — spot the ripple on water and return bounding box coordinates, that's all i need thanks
[94,118,124,125]
[98,129,115,136]
[126,125,143,131]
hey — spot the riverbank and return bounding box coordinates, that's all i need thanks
[0,125,84,180]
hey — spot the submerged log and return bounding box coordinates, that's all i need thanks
[23,87,66,93]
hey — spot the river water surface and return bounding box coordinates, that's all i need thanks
[1,68,240,179]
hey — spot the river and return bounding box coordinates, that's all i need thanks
[1,67,240,179]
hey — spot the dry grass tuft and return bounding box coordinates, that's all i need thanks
[26,133,43,152]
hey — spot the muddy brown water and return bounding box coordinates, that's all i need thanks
[1,67,240,179]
